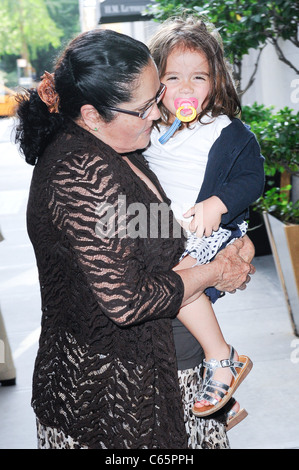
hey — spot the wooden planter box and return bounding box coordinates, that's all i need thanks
[263,212,299,336]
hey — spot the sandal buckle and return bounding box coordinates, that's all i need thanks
[220,359,232,368]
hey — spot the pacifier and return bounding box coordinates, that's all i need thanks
[174,98,198,122]
[159,98,198,144]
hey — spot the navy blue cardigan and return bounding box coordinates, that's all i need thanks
[196,118,265,227]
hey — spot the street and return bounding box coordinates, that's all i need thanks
[0,117,299,449]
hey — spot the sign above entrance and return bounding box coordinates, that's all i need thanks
[99,0,154,24]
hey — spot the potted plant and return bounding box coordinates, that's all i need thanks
[243,104,299,336]
[254,188,299,336]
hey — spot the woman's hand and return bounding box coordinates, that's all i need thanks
[176,235,255,307]
[213,238,255,293]
[234,234,255,291]
[237,234,255,264]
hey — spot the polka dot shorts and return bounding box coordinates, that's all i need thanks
[181,221,248,266]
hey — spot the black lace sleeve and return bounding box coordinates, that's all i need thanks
[48,149,184,327]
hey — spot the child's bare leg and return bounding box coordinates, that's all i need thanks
[177,293,229,361]
[174,256,238,408]
[174,257,227,360]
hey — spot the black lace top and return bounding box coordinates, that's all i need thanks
[27,119,187,449]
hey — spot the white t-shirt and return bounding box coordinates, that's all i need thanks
[144,115,231,221]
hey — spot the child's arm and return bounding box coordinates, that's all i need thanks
[183,196,228,238]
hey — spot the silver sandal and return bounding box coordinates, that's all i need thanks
[192,345,253,417]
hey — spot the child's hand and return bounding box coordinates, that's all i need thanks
[183,196,228,238]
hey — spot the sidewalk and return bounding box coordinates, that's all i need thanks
[0,118,299,449]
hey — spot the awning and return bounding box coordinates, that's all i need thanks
[99,0,154,24]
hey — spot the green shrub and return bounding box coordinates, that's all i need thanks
[242,103,299,177]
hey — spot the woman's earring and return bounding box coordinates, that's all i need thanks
[94,127,98,131]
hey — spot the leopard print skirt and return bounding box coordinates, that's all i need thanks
[36,365,229,449]
[178,365,230,449]
[36,419,88,449]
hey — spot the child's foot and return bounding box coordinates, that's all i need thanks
[194,344,237,409]
[192,345,252,417]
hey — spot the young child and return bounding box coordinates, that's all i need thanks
[144,16,264,421]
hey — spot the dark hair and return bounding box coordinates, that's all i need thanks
[148,16,241,127]
[15,29,151,165]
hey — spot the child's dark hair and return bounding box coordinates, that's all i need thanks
[15,29,151,165]
[148,16,241,127]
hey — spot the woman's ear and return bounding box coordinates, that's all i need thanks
[80,104,100,131]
